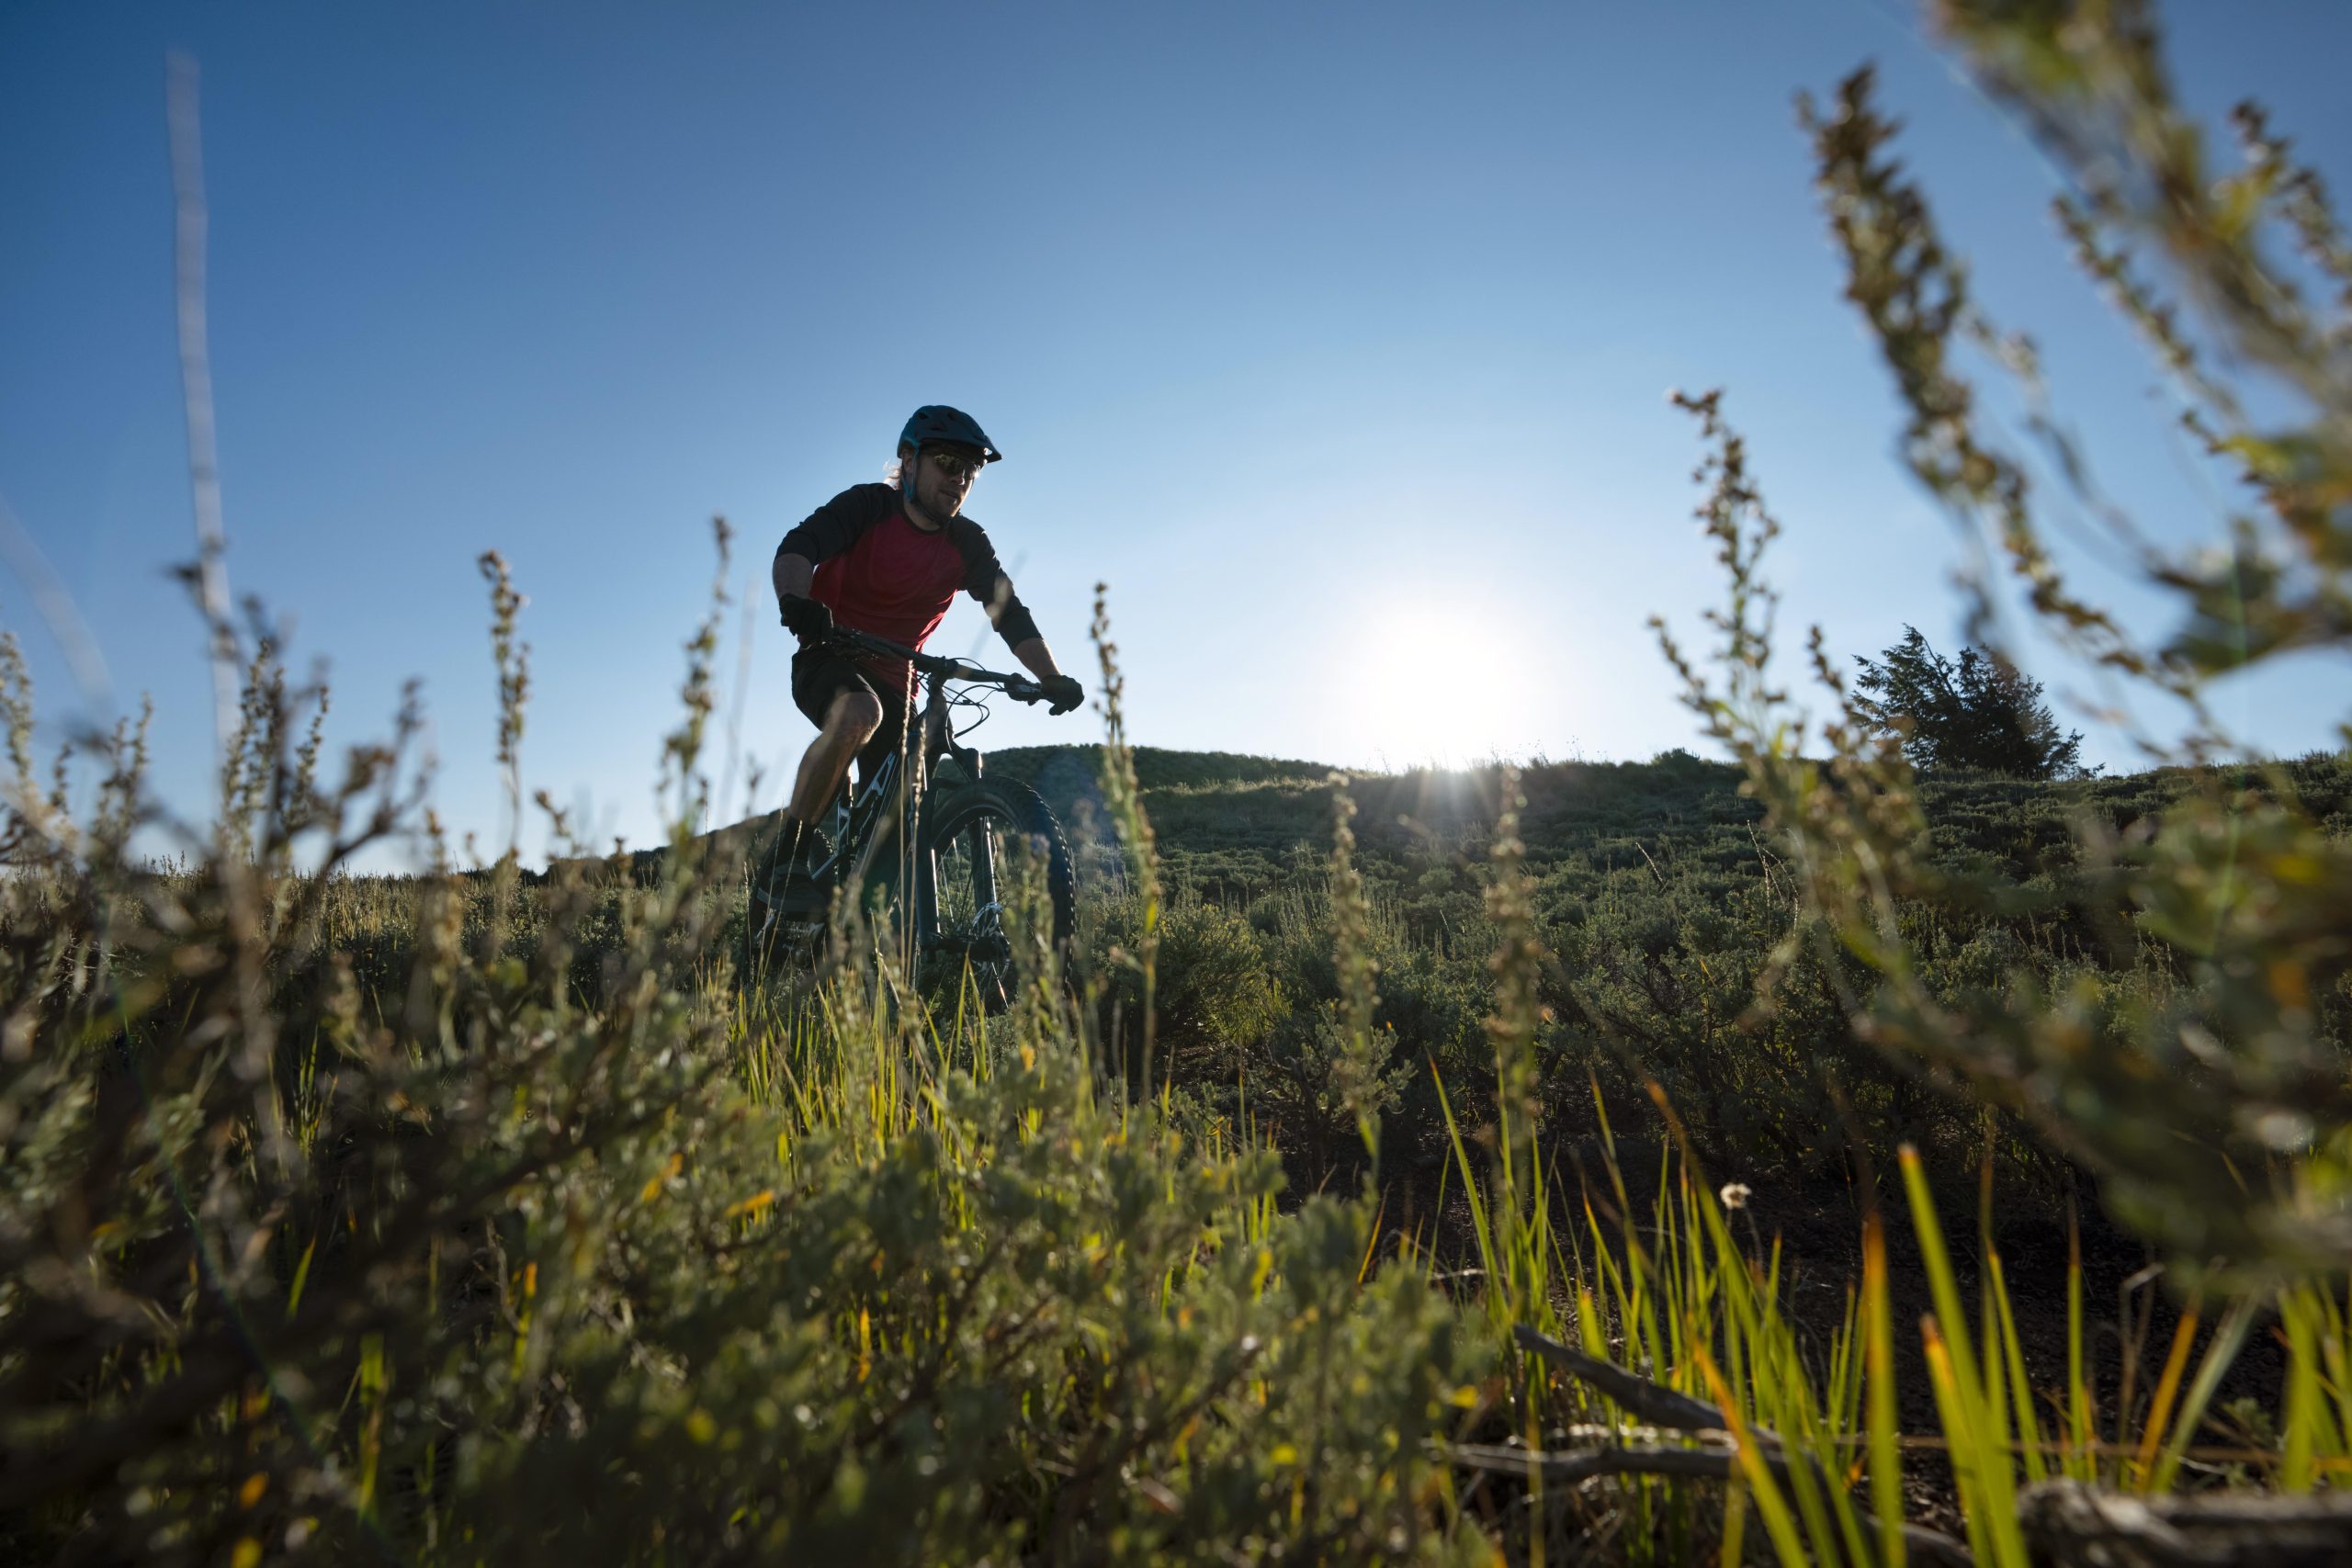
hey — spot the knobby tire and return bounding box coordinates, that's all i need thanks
[919,778,1075,1017]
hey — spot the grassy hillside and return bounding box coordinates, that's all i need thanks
[998,741,2352,885]
[978,744,2350,1194]
[503,739,2352,1213]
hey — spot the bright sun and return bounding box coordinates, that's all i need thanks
[1350,605,1537,768]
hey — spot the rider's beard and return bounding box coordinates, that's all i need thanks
[921,479,964,524]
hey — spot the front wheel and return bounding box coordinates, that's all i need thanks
[918,778,1075,1016]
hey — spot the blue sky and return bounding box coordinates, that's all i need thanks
[5,1,2347,867]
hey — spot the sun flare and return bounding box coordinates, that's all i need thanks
[1349,604,1537,768]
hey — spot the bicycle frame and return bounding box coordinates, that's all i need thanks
[807,630,1043,958]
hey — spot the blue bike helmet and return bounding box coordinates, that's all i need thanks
[899,405,1002,464]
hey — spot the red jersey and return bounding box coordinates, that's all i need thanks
[777,483,1039,694]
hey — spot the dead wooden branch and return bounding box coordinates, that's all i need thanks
[1510,1323,1733,1433]
[1485,1325,1973,1567]
[2018,1480,2352,1568]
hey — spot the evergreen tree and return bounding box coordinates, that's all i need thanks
[1852,626,2086,778]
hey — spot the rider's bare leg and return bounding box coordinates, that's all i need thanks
[784,688,883,831]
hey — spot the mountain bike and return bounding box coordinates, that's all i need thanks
[741,626,1078,1014]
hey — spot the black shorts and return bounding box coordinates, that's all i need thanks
[791,648,914,778]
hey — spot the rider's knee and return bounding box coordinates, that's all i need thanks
[828,690,885,740]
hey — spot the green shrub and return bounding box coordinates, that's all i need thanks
[1653,4,2352,1278]
[0,570,1493,1566]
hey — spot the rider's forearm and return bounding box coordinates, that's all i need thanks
[773,553,815,604]
[1010,638,1063,683]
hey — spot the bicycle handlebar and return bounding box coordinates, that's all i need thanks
[820,626,1048,705]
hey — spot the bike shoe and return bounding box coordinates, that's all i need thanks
[752,823,836,913]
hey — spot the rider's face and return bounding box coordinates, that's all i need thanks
[907,446,978,522]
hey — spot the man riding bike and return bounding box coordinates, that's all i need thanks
[764,404,1084,902]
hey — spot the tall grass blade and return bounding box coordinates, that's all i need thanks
[2148,1297,2254,1495]
[1987,1250,2047,1486]
[1693,1343,1809,1568]
[2285,1288,2321,1492]
[1863,1213,1905,1568]
[2132,1305,2201,1492]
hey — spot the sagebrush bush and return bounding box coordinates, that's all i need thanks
[1655,0,2352,1279]
[0,565,1498,1565]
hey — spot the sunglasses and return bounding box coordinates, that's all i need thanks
[923,446,984,480]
